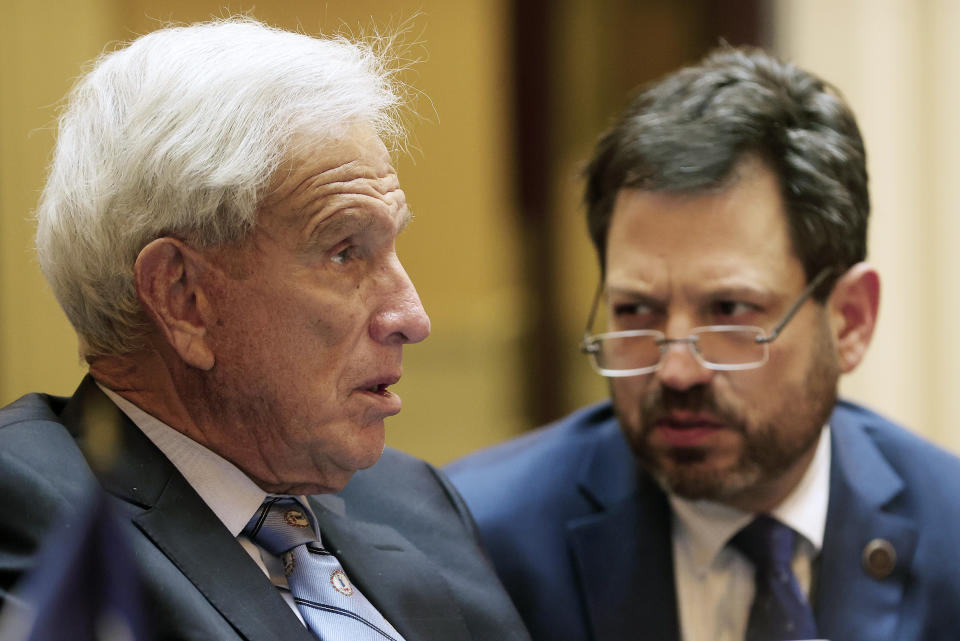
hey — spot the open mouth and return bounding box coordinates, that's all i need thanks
[357,373,400,396]
[355,376,403,417]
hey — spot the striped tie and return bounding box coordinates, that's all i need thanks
[244,497,405,641]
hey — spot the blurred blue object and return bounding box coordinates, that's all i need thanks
[0,486,149,641]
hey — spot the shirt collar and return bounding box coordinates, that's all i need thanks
[771,424,830,553]
[98,383,267,536]
[668,424,831,572]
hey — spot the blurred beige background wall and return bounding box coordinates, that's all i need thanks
[2,0,957,465]
[773,0,960,454]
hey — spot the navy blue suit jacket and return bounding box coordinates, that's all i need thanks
[0,377,529,641]
[447,400,960,641]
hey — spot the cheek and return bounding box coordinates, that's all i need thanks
[242,272,365,353]
[307,303,365,349]
[610,378,642,402]
[754,342,812,392]
[283,271,370,347]
[716,339,829,428]
[610,378,650,422]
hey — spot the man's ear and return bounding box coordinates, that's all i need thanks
[827,262,880,373]
[134,238,215,370]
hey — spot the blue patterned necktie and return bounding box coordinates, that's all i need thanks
[729,515,819,641]
[244,497,405,641]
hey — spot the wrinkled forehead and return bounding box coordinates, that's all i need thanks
[255,122,399,220]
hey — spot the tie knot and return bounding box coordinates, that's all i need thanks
[729,515,796,571]
[243,497,317,556]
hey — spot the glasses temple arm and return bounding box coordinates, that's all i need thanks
[757,267,834,344]
[581,277,605,352]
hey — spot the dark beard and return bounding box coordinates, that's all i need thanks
[614,318,840,504]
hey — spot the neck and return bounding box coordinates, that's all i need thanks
[89,345,206,446]
[89,342,320,495]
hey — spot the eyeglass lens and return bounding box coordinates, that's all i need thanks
[593,328,767,371]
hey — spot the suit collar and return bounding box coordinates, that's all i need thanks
[61,376,315,641]
[309,496,473,641]
[568,416,681,641]
[60,376,172,507]
[135,472,315,641]
[99,383,268,536]
[814,403,916,641]
[576,416,640,509]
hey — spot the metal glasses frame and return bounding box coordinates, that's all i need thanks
[580,267,834,377]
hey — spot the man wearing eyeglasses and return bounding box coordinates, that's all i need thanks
[448,46,960,641]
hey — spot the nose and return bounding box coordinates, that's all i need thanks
[370,256,431,345]
[656,338,713,391]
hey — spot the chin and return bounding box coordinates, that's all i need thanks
[352,443,387,471]
[320,441,387,490]
[663,460,762,502]
[253,459,367,495]
[352,423,388,465]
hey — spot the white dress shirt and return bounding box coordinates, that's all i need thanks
[99,385,310,623]
[670,426,831,641]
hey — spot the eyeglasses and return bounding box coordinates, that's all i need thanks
[580,268,832,378]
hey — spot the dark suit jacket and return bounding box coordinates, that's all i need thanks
[0,377,529,641]
[447,400,960,641]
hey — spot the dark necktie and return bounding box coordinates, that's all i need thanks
[729,515,818,641]
[244,497,405,641]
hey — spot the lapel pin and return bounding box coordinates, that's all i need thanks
[862,538,896,580]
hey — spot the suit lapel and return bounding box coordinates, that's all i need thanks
[309,495,472,641]
[566,421,680,641]
[61,377,314,641]
[815,408,917,641]
[134,473,315,641]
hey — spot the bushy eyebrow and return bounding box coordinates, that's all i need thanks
[606,284,663,301]
[309,210,374,241]
[306,206,411,245]
[701,285,771,301]
[605,282,773,304]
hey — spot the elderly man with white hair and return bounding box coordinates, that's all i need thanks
[0,18,528,641]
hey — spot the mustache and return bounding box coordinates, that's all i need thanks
[641,384,743,433]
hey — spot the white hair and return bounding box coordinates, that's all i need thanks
[35,17,405,358]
